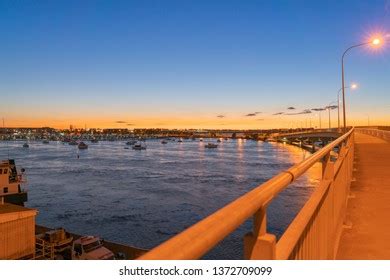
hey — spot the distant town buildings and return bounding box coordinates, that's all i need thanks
[0,126,327,141]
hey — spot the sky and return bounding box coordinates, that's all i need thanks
[1,0,390,129]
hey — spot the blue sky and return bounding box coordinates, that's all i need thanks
[0,0,389,128]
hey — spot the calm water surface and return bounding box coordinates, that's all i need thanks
[0,139,320,259]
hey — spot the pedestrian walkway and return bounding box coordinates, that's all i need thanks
[337,132,390,259]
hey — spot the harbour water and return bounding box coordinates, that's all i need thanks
[0,139,321,259]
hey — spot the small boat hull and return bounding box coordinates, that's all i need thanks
[78,142,88,149]
[133,146,146,150]
[205,143,218,148]
[0,192,28,206]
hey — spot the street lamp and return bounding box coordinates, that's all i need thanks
[326,102,338,130]
[311,108,325,129]
[341,37,383,132]
[318,112,322,129]
[337,83,357,130]
[372,38,381,45]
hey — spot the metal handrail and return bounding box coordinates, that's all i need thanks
[275,179,332,259]
[356,128,390,142]
[139,128,354,260]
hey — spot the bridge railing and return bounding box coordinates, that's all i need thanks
[138,129,355,260]
[275,130,341,139]
[356,128,390,142]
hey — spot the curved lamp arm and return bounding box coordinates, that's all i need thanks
[341,41,371,131]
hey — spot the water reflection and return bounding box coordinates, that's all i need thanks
[0,139,321,259]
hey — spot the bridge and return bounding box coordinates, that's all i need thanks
[274,130,341,140]
[271,130,342,153]
[138,128,390,260]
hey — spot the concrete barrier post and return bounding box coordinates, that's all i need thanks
[243,207,276,259]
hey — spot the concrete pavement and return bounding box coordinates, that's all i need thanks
[337,132,390,259]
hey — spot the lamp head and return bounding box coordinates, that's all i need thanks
[372,38,381,45]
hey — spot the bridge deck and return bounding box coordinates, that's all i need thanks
[336,132,390,259]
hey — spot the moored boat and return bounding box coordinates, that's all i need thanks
[205,143,218,148]
[78,142,88,150]
[132,142,146,150]
[35,225,148,260]
[23,143,29,148]
[0,159,28,206]
[36,228,73,255]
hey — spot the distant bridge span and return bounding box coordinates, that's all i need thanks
[274,130,341,140]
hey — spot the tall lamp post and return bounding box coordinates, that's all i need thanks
[337,83,357,130]
[311,108,325,129]
[341,38,382,132]
[326,102,338,130]
[317,112,322,129]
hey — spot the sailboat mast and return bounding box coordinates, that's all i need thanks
[3,118,10,159]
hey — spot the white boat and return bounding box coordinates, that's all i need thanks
[205,143,218,148]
